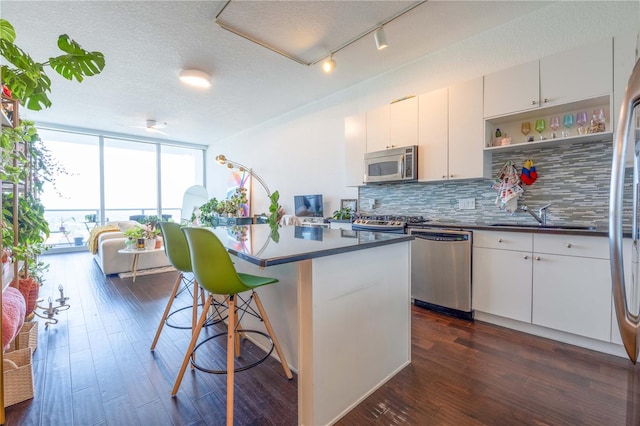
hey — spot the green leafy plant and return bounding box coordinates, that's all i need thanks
[332,207,354,220]
[123,227,144,240]
[0,18,106,110]
[1,192,50,265]
[221,187,248,216]
[144,223,161,239]
[268,191,283,242]
[198,197,221,226]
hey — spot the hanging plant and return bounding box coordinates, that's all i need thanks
[2,192,50,261]
[0,18,106,111]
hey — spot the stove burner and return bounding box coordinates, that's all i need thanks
[353,215,430,229]
[357,215,429,224]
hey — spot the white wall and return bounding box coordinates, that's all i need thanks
[208,1,639,216]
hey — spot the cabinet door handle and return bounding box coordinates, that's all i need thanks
[543,98,549,103]
[450,174,454,178]
[498,238,503,243]
[523,255,529,260]
[531,100,537,105]
[535,256,541,261]
[441,175,446,179]
[566,243,572,248]
[385,145,395,149]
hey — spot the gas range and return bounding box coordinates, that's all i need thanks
[352,215,430,233]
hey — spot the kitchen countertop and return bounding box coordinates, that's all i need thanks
[207,224,413,267]
[407,221,630,238]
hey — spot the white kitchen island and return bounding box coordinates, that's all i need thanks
[208,224,413,425]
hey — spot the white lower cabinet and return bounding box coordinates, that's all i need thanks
[531,234,612,342]
[473,246,532,323]
[472,231,533,322]
[473,231,613,342]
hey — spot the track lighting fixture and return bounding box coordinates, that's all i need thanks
[374,28,388,50]
[215,0,426,74]
[322,55,336,73]
[179,69,212,88]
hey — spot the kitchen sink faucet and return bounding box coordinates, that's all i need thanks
[520,203,552,225]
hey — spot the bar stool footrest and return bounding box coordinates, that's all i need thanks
[165,302,227,329]
[190,329,274,374]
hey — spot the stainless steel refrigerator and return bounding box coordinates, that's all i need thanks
[610,33,640,363]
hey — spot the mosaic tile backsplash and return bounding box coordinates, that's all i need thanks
[359,140,633,229]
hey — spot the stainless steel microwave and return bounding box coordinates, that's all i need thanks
[364,145,418,184]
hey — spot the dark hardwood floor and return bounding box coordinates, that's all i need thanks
[6,251,640,425]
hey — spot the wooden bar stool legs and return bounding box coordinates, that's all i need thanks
[171,291,292,425]
[226,295,236,426]
[150,273,184,351]
[150,273,202,354]
[171,294,215,396]
[253,291,293,379]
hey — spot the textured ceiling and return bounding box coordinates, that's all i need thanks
[2,1,551,145]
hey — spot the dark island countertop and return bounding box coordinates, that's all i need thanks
[208,224,413,267]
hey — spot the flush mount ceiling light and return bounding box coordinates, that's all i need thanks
[214,0,426,73]
[179,69,212,88]
[374,28,388,50]
[322,55,336,73]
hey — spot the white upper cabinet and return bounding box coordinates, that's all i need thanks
[484,60,539,118]
[365,104,390,153]
[366,97,418,153]
[389,96,418,149]
[417,88,448,181]
[484,38,613,118]
[540,37,612,106]
[449,77,488,180]
[417,79,487,181]
[344,113,367,187]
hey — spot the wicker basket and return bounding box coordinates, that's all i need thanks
[7,321,37,353]
[3,347,34,407]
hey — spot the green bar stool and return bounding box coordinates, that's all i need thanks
[172,227,293,425]
[150,222,225,352]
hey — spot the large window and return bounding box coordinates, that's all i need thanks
[104,138,158,222]
[37,127,206,252]
[160,145,204,221]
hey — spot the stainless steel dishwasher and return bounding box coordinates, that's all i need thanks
[409,228,472,320]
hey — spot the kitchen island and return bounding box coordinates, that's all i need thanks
[207,224,413,426]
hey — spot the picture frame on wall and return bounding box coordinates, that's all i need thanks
[340,199,357,212]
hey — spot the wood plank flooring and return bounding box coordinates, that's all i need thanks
[6,251,640,425]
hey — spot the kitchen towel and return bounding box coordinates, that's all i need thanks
[492,160,523,213]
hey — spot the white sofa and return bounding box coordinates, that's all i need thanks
[92,221,171,275]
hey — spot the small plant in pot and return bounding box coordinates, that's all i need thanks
[332,207,354,221]
[123,227,144,249]
[144,223,161,249]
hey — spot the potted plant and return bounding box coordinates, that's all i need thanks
[123,227,144,250]
[198,197,221,226]
[144,223,161,249]
[332,207,354,221]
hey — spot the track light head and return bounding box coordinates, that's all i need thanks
[322,55,336,73]
[374,28,388,50]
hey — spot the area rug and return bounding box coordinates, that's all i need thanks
[118,266,177,279]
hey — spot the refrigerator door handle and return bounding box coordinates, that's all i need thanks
[610,54,640,363]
